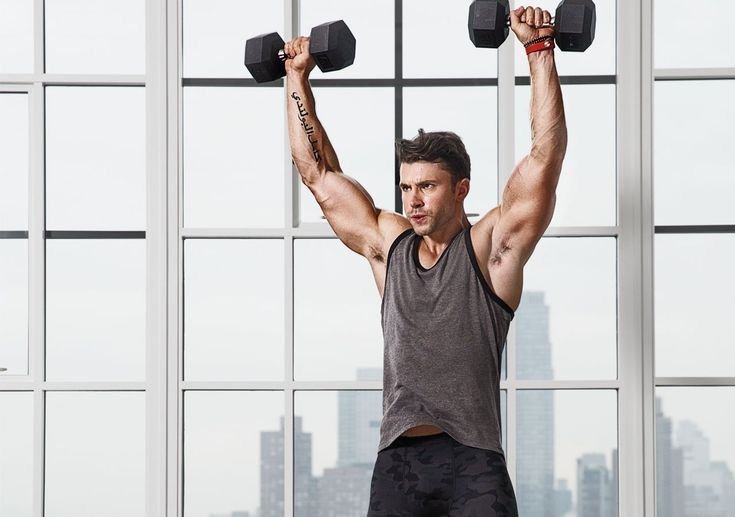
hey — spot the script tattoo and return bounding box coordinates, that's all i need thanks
[291,92,321,163]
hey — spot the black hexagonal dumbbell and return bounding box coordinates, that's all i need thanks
[468,0,596,52]
[245,20,356,83]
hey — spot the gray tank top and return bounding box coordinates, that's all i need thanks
[378,227,514,454]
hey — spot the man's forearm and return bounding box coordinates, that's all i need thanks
[527,51,568,170]
[286,73,342,183]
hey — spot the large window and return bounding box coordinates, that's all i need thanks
[652,2,735,515]
[1,1,732,516]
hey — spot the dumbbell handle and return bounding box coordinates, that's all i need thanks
[504,16,556,28]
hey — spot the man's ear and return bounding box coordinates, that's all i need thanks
[456,178,470,201]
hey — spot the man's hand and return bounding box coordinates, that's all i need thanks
[509,6,555,45]
[284,36,316,78]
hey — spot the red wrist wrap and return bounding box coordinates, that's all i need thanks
[525,38,555,55]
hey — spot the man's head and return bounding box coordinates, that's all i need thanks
[396,129,472,236]
[396,129,471,185]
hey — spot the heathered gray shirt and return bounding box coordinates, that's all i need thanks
[378,227,515,455]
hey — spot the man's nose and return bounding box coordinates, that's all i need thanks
[409,191,423,208]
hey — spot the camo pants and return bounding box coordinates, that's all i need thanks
[367,432,518,517]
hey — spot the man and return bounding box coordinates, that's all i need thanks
[285,5,566,516]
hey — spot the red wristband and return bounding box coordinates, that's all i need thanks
[525,38,555,55]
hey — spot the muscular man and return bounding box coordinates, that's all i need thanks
[285,6,566,516]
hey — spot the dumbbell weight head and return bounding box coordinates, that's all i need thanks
[468,0,510,49]
[310,20,356,72]
[554,0,596,52]
[244,32,287,83]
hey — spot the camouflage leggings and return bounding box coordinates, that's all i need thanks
[367,432,518,517]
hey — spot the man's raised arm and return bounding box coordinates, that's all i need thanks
[495,6,568,265]
[284,37,408,260]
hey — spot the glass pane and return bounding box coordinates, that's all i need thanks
[513,0,616,76]
[294,389,381,516]
[46,239,145,381]
[0,239,28,376]
[655,0,735,68]
[655,234,735,377]
[403,0,497,78]
[515,84,616,227]
[184,0,282,78]
[184,87,284,228]
[294,239,382,381]
[0,392,33,517]
[46,87,145,231]
[517,390,618,517]
[654,80,735,225]
[0,93,29,230]
[656,389,735,517]
[301,0,394,79]
[299,88,394,223]
[184,391,284,517]
[45,392,145,516]
[403,87,498,217]
[518,238,617,380]
[0,0,33,73]
[45,0,145,74]
[184,239,284,381]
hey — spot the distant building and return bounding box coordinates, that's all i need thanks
[338,367,382,466]
[516,292,556,517]
[576,454,613,517]
[554,478,573,517]
[316,464,374,517]
[676,419,735,517]
[260,415,317,517]
[656,397,685,517]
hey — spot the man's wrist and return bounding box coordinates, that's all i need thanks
[286,71,311,84]
[525,36,555,56]
[527,47,555,65]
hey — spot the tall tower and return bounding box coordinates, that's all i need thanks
[576,453,611,517]
[655,397,684,517]
[338,367,383,466]
[260,416,317,517]
[516,291,555,517]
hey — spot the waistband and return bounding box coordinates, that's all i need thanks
[388,431,452,449]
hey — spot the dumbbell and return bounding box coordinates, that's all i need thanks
[245,20,356,83]
[469,0,596,51]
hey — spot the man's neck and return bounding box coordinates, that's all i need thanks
[421,214,471,254]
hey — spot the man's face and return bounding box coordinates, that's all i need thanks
[399,161,468,236]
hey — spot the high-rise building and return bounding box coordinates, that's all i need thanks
[676,419,735,517]
[655,397,685,517]
[576,453,612,517]
[516,291,556,517]
[260,415,317,517]
[554,478,573,517]
[315,465,374,517]
[338,367,383,466]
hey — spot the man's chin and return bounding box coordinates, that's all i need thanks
[411,223,431,236]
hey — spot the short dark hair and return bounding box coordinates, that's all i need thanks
[396,129,471,184]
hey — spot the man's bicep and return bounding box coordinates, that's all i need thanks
[309,171,398,258]
[496,157,557,262]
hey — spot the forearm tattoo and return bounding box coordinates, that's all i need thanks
[291,92,321,163]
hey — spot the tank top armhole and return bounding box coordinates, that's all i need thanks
[464,228,515,320]
[385,228,414,275]
[380,228,414,315]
